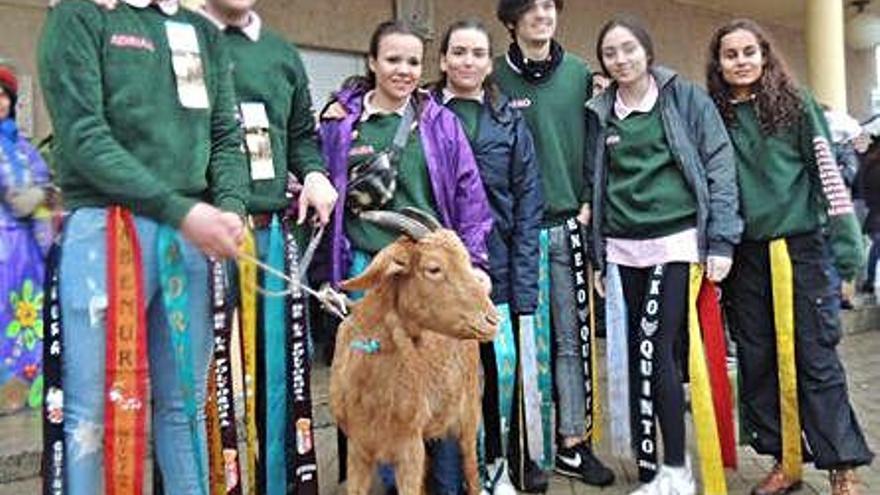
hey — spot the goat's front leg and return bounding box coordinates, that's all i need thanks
[459,391,483,495]
[345,441,373,495]
[393,437,426,495]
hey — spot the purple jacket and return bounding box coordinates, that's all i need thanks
[317,86,492,287]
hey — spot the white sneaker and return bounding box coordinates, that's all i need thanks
[629,460,695,495]
[492,459,517,495]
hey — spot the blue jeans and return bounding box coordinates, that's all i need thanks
[60,208,213,494]
[547,224,586,439]
[866,232,880,287]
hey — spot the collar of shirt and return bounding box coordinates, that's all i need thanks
[122,0,179,16]
[360,90,410,122]
[441,87,484,105]
[613,75,658,120]
[199,7,262,42]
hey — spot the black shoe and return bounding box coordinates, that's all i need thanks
[508,458,549,493]
[554,442,615,487]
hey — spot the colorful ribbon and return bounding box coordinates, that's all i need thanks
[105,207,149,495]
[42,237,65,495]
[284,223,319,493]
[687,264,726,494]
[530,229,554,468]
[769,239,802,481]
[238,231,259,495]
[634,265,663,481]
[604,263,631,459]
[493,304,516,458]
[697,280,737,469]
[156,226,207,495]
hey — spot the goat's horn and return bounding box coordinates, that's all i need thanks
[398,207,442,232]
[359,210,431,240]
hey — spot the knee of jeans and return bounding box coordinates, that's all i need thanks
[429,439,463,490]
[66,417,104,462]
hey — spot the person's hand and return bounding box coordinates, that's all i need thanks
[297,172,338,226]
[5,187,46,218]
[473,268,492,296]
[576,203,591,225]
[321,101,348,120]
[179,202,241,259]
[706,255,733,283]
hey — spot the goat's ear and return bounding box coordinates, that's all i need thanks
[341,241,412,292]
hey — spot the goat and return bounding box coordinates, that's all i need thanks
[329,210,499,495]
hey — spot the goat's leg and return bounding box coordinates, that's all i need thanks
[393,438,426,495]
[459,398,482,495]
[345,442,373,495]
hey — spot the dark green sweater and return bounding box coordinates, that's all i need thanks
[345,114,437,253]
[493,52,591,226]
[729,93,864,278]
[446,98,481,142]
[223,27,325,213]
[605,107,696,238]
[38,1,248,226]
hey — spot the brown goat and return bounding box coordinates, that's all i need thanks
[329,215,499,495]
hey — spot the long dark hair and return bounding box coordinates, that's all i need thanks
[706,18,802,134]
[433,18,500,107]
[595,15,655,77]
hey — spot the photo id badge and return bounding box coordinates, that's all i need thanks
[165,21,209,109]
[240,102,275,181]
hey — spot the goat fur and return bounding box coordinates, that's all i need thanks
[330,230,498,495]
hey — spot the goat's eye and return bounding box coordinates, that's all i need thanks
[424,265,443,277]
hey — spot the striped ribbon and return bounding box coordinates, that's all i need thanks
[156,226,207,495]
[687,264,726,494]
[238,231,259,495]
[104,207,149,495]
[769,240,802,481]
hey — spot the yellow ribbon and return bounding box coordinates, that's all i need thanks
[687,264,727,494]
[239,230,259,495]
[769,239,802,480]
[205,366,225,495]
[588,263,601,443]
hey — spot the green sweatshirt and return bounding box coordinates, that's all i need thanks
[493,52,591,226]
[446,98,481,142]
[38,0,247,226]
[605,107,696,238]
[729,93,864,278]
[344,113,437,253]
[223,27,325,213]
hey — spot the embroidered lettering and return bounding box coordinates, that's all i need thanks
[110,34,156,52]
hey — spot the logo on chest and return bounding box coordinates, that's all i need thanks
[109,33,156,52]
[509,97,532,109]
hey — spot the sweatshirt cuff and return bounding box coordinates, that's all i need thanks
[217,196,247,218]
[157,195,198,228]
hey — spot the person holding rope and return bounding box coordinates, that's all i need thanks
[586,16,742,495]
[706,18,874,495]
[316,20,493,494]
[38,0,249,493]
[431,18,543,495]
[491,0,613,489]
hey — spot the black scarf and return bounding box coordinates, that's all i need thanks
[505,40,565,84]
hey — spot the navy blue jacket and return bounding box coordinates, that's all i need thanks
[442,90,543,314]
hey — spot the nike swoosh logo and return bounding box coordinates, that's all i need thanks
[558,452,581,467]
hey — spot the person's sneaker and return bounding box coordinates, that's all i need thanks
[492,459,517,495]
[629,460,696,495]
[508,457,549,493]
[554,441,615,487]
[830,468,861,495]
[751,463,802,495]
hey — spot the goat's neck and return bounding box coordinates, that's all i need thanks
[353,288,421,350]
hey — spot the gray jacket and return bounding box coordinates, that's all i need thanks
[585,66,743,272]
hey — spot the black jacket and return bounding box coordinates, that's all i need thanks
[443,90,543,313]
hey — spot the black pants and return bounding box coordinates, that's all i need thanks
[620,263,689,467]
[723,232,874,469]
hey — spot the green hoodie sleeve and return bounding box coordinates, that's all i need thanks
[801,92,865,280]
[38,2,196,226]
[579,62,594,205]
[286,43,326,179]
[203,26,248,217]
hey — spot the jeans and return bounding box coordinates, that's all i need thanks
[60,208,213,494]
[866,232,880,288]
[547,224,586,439]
